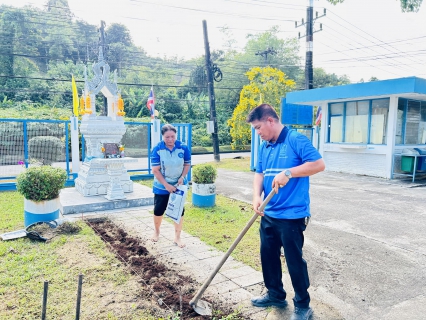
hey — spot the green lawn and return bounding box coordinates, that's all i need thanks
[205,156,252,172]
[0,192,155,319]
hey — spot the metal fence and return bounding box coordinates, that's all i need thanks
[0,119,192,191]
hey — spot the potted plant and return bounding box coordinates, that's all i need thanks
[16,166,67,227]
[191,163,217,207]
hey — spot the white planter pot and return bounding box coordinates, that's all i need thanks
[192,183,216,207]
[24,198,60,227]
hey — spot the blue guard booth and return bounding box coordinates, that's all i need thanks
[250,99,317,171]
[285,76,426,181]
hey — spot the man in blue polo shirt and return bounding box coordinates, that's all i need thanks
[247,104,325,320]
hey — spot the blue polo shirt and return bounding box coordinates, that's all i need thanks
[256,127,322,219]
[151,140,191,194]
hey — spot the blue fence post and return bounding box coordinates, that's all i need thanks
[147,122,152,175]
[187,123,192,181]
[23,120,29,168]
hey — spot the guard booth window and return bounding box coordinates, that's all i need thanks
[396,98,426,145]
[328,98,389,144]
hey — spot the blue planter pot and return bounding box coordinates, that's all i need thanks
[192,183,216,207]
[24,198,60,227]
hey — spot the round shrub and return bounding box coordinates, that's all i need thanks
[16,166,67,201]
[192,164,217,184]
[29,136,63,165]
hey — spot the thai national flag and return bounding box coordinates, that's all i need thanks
[315,106,322,126]
[146,86,155,119]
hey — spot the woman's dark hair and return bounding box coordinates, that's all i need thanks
[161,124,177,135]
[246,104,279,123]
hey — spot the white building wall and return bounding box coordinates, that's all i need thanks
[323,151,387,178]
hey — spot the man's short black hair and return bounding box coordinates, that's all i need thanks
[246,104,279,123]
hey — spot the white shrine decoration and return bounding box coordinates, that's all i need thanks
[75,47,136,199]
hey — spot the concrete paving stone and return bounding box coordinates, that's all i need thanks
[106,219,144,229]
[220,265,258,279]
[183,260,218,281]
[193,273,229,291]
[183,242,214,253]
[156,249,187,261]
[181,237,209,248]
[187,249,222,260]
[198,255,241,270]
[155,244,184,256]
[244,283,265,296]
[215,287,253,305]
[231,272,264,288]
[242,308,269,320]
[162,251,200,264]
[204,279,241,295]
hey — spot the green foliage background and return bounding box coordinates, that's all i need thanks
[0,1,352,147]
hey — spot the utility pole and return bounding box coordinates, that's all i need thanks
[255,47,277,66]
[98,20,108,115]
[296,1,325,90]
[202,20,220,162]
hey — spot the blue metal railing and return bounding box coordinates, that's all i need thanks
[0,119,192,191]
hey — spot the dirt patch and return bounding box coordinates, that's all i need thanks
[87,217,242,320]
[26,221,82,241]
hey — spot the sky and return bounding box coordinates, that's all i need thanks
[1,0,426,83]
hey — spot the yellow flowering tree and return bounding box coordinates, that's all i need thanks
[228,66,295,149]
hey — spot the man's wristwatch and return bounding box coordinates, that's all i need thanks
[284,169,292,179]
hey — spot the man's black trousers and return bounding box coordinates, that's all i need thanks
[259,215,310,308]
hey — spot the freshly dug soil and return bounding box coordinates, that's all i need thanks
[87,217,242,320]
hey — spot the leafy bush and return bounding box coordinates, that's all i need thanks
[29,136,63,165]
[121,125,148,149]
[16,166,67,201]
[192,164,217,184]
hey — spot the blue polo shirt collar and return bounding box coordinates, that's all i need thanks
[266,126,288,148]
[159,140,182,152]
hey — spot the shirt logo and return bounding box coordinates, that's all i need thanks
[279,144,288,159]
[178,152,184,158]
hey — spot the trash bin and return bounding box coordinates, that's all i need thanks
[401,148,419,173]
[414,148,426,171]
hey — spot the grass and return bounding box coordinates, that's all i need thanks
[184,194,261,269]
[192,145,251,154]
[205,156,252,173]
[0,192,154,319]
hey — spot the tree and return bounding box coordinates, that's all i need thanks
[326,0,423,12]
[312,68,351,88]
[228,66,295,149]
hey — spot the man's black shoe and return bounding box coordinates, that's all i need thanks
[290,306,313,320]
[251,292,288,308]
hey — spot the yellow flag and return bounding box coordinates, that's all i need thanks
[71,75,79,117]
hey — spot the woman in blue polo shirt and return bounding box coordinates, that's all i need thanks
[150,124,191,248]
